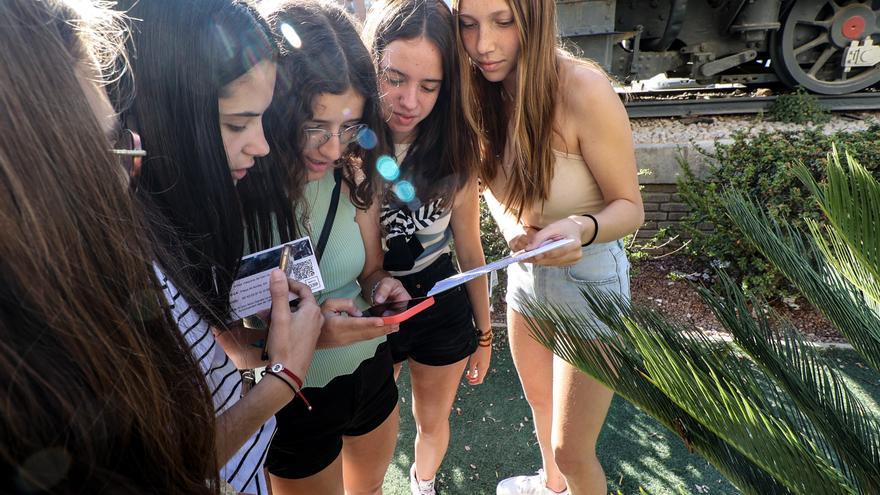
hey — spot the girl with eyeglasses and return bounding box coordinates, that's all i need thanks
[239,1,409,493]
[114,0,324,492]
[361,1,490,493]
[454,0,645,493]
[0,0,217,492]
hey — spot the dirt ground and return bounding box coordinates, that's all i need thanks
[490,255,843,343]
[630,255,842,343]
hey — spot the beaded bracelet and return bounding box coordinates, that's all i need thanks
[477,328,493,347]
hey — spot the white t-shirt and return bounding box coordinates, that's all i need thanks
[156,266,276,494]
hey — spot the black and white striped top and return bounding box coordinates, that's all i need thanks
[155,266,276,494]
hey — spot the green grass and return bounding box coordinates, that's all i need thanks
[382,339,880,494]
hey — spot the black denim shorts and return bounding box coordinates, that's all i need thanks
[265,343,398,479]
[387,254,479,366]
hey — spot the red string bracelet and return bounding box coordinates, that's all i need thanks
[264,365,313,411]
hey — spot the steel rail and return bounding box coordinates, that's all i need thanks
[624,92,880,118]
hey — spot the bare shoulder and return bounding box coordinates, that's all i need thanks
[557,58,624,125]
[451,176,480,209]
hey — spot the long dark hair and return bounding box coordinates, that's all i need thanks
[117,0,276,326]
[0,0,216,492]
[363,0,478,209]
[242,0,391,252]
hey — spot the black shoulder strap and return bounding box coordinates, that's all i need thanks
[315,168,342,263]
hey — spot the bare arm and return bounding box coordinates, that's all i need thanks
[483,188,538,252]
[310,198,410,349]
[451,181,492,334]
[450,180,493,384]
[528,65,644,265]
[214,272,322,464]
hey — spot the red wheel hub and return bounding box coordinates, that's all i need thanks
[843,15,867,40]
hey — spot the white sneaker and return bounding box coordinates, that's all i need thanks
[410,463,436,495]
[496,469,569,495]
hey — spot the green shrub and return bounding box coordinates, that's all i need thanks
[769,88,831,124]
[479,198,508,264]
[676,124,880,300]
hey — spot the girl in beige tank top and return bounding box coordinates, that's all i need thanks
[457,0,645,493]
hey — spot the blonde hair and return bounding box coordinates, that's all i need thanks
[454,0,603,220]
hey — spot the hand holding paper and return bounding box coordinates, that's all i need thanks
[427,238,575,296]
[524,218,590,266]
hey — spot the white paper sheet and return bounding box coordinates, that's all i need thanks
[427,238,576,296]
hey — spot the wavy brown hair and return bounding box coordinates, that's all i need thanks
[243,0,392,250]
[363,0,479,210]
[454,0,564,219]
[0,1,217,492]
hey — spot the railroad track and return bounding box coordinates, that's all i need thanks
[624,92,880,118]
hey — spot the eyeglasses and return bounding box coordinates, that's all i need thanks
[302,123,368,150]
[109,129,147,178]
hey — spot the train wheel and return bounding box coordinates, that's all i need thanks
[774,0,880,94]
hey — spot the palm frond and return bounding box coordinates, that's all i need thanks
[698,272,880,492]
[521,293,853,494]
[794,147,880,288]
[806,220,880,309]
[722,190,880,373]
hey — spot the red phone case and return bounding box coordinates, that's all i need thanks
[379,296,435,325]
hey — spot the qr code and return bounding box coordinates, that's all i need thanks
[287,260,315,282]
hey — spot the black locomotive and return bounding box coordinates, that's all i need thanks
[559,0,880,94]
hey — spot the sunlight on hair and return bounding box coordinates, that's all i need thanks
[393,180,416,202]
[377,155,400,181]
[280,23,302,49]
[214,24,235,59]
[357,127,378,150]
[64,0,109,23]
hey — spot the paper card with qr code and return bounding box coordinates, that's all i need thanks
[227,237,324,322]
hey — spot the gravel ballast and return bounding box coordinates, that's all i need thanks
[630,112,880,145]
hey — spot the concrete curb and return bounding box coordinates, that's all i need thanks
[635,139,735,184]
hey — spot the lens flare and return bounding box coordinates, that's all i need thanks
[377,155,400,181]
[280,23,302,49]
[357,128,378,150]
[394,180,416,202]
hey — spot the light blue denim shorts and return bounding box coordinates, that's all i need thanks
[506,240,630,338]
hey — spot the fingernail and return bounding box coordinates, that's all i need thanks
[271,269,284,282]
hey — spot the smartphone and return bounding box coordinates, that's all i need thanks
[364,296,435,325]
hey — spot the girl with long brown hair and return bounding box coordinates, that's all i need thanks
[0,0,216,492]
[454,0,645,493]
[362,1,490,493]
[241,1,410,493]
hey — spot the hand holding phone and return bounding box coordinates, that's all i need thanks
[364,296,435,325]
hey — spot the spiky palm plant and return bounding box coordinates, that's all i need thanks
[521,147,880,495]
